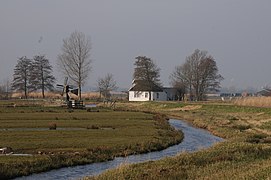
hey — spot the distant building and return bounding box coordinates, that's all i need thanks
[257,88,271,96]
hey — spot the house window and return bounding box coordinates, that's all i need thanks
[145,92,148,98]
[134,92,139,98]
[157,93,159,99]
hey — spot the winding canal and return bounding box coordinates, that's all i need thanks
[16,119,223,180]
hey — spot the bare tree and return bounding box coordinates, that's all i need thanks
[32,55,56,98]
[196,55,224,100]
[12,56,33,99]
[0,82,5,99]
[57,31,92,100]
[169,77,186,101]
[133,56,161,100]
[0,78,11,99]
[97,73,117,100]
[172,49,223,101]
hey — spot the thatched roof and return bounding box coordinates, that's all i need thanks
[129,80,163,92]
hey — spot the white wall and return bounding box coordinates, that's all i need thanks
[129,91,167,101]
[129,91,149,101]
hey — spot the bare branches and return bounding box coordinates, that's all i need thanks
[97,73,117,100]
[32,55,56,98]
[12,55,56,99]
[12,56,33,99]
[57,31,92,100]
[171,49,223,101]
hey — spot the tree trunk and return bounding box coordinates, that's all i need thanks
[24,76,27,99]
[79,85,82,100]
[189,84,192,101]
[42,87,45,99]
[41,69,45,99]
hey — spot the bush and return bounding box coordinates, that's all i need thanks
[49,123,57,130]
[232,124,251,131]
[261,137,271,143]
[246,134,267,143]
[86,125,100,129]
[227,115,239,120]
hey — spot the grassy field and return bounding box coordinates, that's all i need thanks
[0,101,182,179]
[86,100,271,179]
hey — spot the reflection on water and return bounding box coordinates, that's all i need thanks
[15,119,223,180]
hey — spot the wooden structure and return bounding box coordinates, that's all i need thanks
[67,100,85,109]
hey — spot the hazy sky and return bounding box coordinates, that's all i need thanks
[1,0,271,90]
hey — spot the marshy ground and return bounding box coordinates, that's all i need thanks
[88,100,271,179]
[2,98,271,179]
[0,100,182,179]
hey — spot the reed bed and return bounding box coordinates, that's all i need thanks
[234,96,271,108]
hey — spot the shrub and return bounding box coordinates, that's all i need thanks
[227,115,239,120]
[246,134,267,143]
[232,124,251,131]
[87,125,100,129]
[261,137,271,144]
[49,123,57,130]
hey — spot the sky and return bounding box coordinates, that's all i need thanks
[1,0,271,91]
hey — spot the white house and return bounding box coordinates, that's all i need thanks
[128,80,176,101]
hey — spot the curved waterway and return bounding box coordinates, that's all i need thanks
[16,119,223,180]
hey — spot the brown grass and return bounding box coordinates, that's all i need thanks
[81,92,100,99]
[11,92,61,99]
[11,92,101,100]
[234,97,271,107]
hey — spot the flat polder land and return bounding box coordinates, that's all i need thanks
[0,100,182,179]
[88,101,271,179]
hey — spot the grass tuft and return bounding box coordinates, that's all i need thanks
[48,122,57,130]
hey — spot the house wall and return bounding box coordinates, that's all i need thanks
[129,91,167,101]
[163,88,177,100]
[151,92,167,101]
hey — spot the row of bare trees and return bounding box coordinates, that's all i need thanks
[12,55,56,99]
